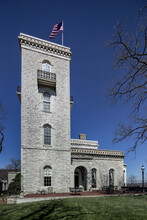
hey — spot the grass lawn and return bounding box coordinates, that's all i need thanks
[0,195,147,220]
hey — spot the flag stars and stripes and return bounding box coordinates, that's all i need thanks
[50,22,63,39]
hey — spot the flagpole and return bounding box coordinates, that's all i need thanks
[62,20,64,46]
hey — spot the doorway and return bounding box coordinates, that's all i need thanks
[74,166,87,190]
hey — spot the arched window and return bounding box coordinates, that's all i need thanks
[44,124,51,145]
[42,60,51,72]
[43,93,50,112]
[109,169,114,186]
[44,166,52,186]
[92,168,97,188]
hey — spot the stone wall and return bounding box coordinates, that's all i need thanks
[19,34,71,194]
[71,157,124,190]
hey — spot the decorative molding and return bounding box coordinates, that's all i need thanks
[18,33,72,59]
[71,148,125,159]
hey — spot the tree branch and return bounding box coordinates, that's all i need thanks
[108,17,147,152]
[0,130,4,153]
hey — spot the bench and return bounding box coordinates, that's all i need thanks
[69,187,83,195]
[102,186,117,194]
[37,187,53,194]
[37,189,46,194]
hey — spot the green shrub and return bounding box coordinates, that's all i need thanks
[8,173,21,195]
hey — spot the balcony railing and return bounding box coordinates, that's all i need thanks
[37,70,56,80]
[37,70,56,87]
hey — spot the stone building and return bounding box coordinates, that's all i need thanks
[17,33,126,195]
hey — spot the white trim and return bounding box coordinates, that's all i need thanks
[20,45,71,61]
[19,33,70,50]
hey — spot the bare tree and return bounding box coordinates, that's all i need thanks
[0,102,5,153]
[5,158,21,171]
[128,175,137,186]
[108,8,147,152]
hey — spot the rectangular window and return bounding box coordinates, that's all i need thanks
[44,166,52,186]
[43,102,50,112]
[44,136,51,145]
[43,93,50,112]
[44,177,51,186]
[44,125,51,145]
[42,63,50,72]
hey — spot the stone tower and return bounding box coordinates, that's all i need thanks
[18,33,72,194]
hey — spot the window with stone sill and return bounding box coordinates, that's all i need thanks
[44,124,51,145]
[44,166,52,186]
[43,92,50,112]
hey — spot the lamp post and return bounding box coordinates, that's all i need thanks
[141,165,145,193]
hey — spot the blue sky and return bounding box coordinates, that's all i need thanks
[0,0,146,182]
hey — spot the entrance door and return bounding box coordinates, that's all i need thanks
[75,171,79,188]
[74,166,87,190]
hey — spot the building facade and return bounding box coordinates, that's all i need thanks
[0,169,20,193]
[17,33,126,195]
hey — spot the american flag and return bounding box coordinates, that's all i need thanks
[49,22,63,39]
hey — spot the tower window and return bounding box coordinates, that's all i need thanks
[44,124,51,145]
[44,166,51,186]
[43,93,50,112]
[42,60,51,72]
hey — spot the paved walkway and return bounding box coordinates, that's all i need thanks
[24,190,121,198]
[1,191,121,205]
[0,201,7,205]
[3,191,143,205]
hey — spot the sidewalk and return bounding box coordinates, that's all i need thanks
[25,190,106,198]
[4,190,144,205]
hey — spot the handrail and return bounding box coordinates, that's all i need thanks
[37,70,56,81]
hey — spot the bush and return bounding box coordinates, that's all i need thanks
[8,173,21,195]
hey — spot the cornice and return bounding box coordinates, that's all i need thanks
[71,148,125,159]
[18,33,72,59]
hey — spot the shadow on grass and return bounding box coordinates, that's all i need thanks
[19,200,97,220]
[2,196,147,220]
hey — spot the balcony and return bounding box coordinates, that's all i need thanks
[17,86,21,103]
[37,70,56,87]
